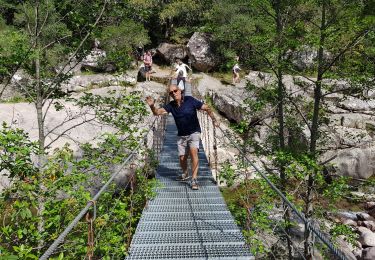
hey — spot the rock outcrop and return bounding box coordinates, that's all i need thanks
[156,43,187,64]
[61,73,137,92]
[330,203,375,258]
[284,45,332,71]
[195,70,375,180]
[362,246,375,260]
[187,32,220,72]
[81,49,116,73]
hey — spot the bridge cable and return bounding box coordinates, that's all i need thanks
[39,116,161,260]
[214,124,348,260]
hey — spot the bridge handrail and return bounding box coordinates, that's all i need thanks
[215,124,348,260]
[39,116,163,260]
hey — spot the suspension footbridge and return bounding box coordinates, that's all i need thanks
[126,115,253,260]
[39,81,349,260]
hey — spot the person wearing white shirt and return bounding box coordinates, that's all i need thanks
[175,59,191,90]
[232,56,241,84]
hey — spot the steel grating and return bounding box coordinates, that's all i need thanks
[154,192,221,199]
[147,198,226,206]
[131,231,245,245]
[126,115,253,259]
[126,244,253,260]
[156,186,220,192]
[136,220,241,232]
[141,212,233,222]
[145,204,229,213]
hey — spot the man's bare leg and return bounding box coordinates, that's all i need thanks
[190,147,199,179]
[179,154,188,176]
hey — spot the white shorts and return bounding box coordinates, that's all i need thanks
[177,132,200,156]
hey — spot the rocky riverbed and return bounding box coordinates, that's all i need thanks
[1,65,374,259]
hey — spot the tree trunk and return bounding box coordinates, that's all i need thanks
[305,0,327,258]
[33,1,46,252]
[275,0,292,258]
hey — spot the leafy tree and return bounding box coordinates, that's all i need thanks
[0,90,157,258]
[100,19,150,70]
[0,0,107,152]
[0,123,38,179]
[214,0,374,258]
[205,0,254,70]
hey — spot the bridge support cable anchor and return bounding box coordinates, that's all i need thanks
[85,200,96,260]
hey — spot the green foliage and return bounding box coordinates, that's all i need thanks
[0,132,161,259]
[330,223,358,247]
[169,26,191,44]
[74,91,148,134]
[245,82,278,114]
[1,95,29,103]
[100,19,150,70]
[205,0,255,70]
[0,82,158,259]
[0,122,38,179]
[0,28,30,81]
[322,176,350,202]
[222,177,277,257]
[229,120,249,135]
[219,161,236,187]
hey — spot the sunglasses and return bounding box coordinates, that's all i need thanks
[169,89,179,95]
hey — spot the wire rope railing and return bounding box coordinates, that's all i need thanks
[198,111,348,260]
[39,114,167,260]
[189,74,348,259]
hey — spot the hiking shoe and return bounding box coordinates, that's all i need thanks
[191,178,199,190]
[176,173,190,181]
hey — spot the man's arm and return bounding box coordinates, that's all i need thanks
[200,104,219,126]
[146,96,167,115]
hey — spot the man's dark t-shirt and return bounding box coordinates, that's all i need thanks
[163,96,203,136]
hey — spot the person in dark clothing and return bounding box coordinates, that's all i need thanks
[146,85,218,190]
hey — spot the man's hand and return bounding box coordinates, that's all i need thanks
[146,96,154,107]
[212,118,220,127]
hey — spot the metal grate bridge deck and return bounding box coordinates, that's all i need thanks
[126,115,253,260]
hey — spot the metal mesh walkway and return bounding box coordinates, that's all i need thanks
[126,115,253,260]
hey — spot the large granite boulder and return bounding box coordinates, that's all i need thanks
[322,148,375,179]
[212,89,247,123]
[61,73,136,92]
[358,227,375,247]
[362,247,375,260]
[81,49,116,72]
[187,32,220,72]
[339,97,375,111]
[0,69,32,100]
[156,43,187,64]
[285,45,332,71]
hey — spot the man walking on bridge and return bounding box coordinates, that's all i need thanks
[146,85,218,190]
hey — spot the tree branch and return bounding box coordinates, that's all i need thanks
[322,28,372,75]
[285,94,312,132]
[43,0,108,101]
[45,115,96,149]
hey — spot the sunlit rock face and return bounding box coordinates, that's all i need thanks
[196,70,375,179]
[156,43,187,64]
[187,32,220,72]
